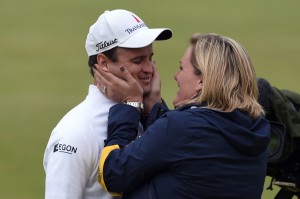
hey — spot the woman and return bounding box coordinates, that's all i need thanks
[94,33,270,199]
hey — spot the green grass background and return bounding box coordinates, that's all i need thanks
[1,0,299,198]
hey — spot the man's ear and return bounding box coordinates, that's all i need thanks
[96,54,110,71]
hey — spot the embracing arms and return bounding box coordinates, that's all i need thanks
[93,63,170,195]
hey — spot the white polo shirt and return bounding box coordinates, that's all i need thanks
[43,85,116,199]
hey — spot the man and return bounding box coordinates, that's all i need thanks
[43,9,172,199]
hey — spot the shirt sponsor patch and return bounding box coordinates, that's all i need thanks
[53,143,78,154]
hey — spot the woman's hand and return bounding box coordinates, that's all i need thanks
[143,62,162,114]
[93,64,143,103]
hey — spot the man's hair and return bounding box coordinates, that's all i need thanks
[88,47,119,76]
[181,33,264,118]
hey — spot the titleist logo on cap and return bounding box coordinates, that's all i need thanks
[96,38,118,52]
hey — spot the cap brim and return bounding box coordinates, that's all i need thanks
[118,28,172,48]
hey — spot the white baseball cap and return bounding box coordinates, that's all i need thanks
[85,9,172,56]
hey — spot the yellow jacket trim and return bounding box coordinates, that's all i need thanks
[98,144,121,197]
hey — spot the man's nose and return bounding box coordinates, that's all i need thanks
[142,61,154,73]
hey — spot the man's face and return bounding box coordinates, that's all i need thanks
[107,45,154,96]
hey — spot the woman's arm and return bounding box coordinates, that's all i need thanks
[141,99,170,130]
[99,105,170,194]
[105,104,141,147]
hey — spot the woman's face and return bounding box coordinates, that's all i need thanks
[173,46,202,107]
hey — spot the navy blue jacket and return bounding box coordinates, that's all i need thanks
[100,104,270,199]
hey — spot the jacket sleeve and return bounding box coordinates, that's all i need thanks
[99,105,172,194]
[140,99,169,130]
[104,104,141,147]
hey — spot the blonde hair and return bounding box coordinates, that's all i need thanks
[182,33,264,118]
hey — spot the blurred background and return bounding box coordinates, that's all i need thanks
[1,0,299,198]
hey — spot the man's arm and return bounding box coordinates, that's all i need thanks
[44,132,93,199]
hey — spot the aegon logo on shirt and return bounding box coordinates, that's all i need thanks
[53,143,78,154]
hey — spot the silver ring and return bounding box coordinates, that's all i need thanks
[101,85,107,94]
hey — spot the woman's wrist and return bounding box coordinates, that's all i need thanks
[124,101,144,112]
[143,98,162,114]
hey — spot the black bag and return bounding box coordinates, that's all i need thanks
[257,78,300,199]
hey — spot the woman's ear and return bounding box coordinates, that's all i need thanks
[96,54,109,71]
[196,76,203,92]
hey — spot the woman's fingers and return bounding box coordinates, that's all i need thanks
[92,66,102,85]
[94,64,113,85]
[93,63,143,103]
[142,62,162,113]
[119,65,137,85]
[118,66,143,102]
